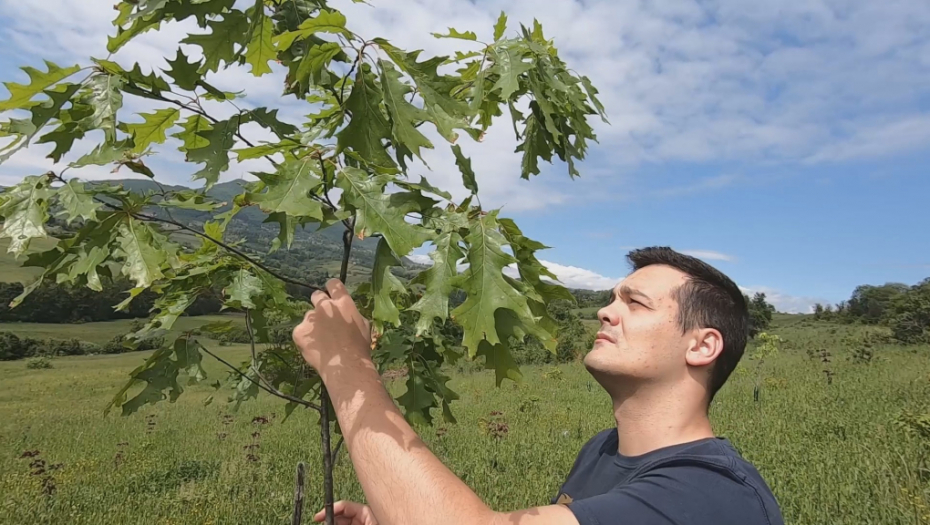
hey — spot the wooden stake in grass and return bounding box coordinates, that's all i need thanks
[292,462,306,525]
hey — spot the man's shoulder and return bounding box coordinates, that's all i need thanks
[568,433,784,525]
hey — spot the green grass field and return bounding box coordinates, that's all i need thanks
[0,237,58,284]
[0,314,246,344]
[1,318,929,524]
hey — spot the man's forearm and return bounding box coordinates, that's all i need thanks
[322,359,496,525]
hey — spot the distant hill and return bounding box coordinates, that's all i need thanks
[100,178,390,287]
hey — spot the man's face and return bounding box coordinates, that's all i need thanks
[584,264,693,390]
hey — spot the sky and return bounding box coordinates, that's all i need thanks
[1,0,928,312]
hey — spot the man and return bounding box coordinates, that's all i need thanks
[294,247,784,525]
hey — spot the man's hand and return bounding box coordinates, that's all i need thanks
[313,501,378,525]
[292,279,373,374]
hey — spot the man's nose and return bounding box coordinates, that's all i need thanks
[597,304,620,327]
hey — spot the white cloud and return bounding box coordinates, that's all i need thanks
[2,0,928,208]
[405,254,432,266]
[680,250,735,262]
[740,285,829,314]
[536,260,620,290]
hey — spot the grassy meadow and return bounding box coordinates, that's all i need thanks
[0,316,929,524]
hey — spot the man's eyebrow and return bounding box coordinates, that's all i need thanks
[616,285,654,306]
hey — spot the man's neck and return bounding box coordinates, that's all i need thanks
[610,385,714,457]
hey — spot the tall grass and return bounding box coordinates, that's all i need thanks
[0,319,928,524]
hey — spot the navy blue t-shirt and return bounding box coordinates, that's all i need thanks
[551,429,783,525]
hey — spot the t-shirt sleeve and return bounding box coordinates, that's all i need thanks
[567,460,771,525]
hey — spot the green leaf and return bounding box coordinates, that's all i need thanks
[163,49,203,91]
[225,268,263,309]
[171,0,236,26]
[107,336,207,416]
[292,43,342,95]
[122,108,180,152]
[80,74,124,143]
[0,61,81,112]
[127,0,170,23]
[431,28,477,41]
[0,175,53,257]
[36,123,85,162]
[92,60,171,95]
[491,42,533,101]
[187,115,241,187]
[376,41,473,143]
[336,167,430,257]
[181,10,250,73]
[451,144,478,194]
[115,218,166,288]
[249,157,324,219]
[233,142,289,161]
[244,4,275,76]
[409,231,463,335]
[581,75,608,123]
[273,10,351,51]
[172,115,212,152]
[0,83,81,163]
[336,65,396,170]
[68,245,109,292]
[397,372,435,426]
[371,238,405,328]
[379,60,433,161]
[248,107,299,137]
[451,211,532,356]
[108,15,164,53]
[477,339,522,386]
[57,179,100,224]
[394,175,452,201]
[493,12,508,41]
[516,107,552,179]
[71,139,134,167]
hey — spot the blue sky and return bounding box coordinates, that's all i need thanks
[1,0,928,311]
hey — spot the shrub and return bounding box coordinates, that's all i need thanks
[26,357,53,369]
[103,335,164,355]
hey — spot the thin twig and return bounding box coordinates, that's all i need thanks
[51,172,323,292]
[124,85,289,172]
[332,437,345,467]
[200,344,322,412]
[245,310,322,411]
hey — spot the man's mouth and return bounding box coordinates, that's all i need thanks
[595,332,616,344]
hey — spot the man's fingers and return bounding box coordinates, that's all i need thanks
[313,501,352,522]
[311,289,330,308]
[325,278,351,304]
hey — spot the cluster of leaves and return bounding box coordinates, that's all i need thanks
[0,0,604,425]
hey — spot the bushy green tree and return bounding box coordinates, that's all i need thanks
[0,3,605,518]
[747,292,775,337]
[886,279,930,344]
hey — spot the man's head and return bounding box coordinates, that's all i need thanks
[584,247,748,405]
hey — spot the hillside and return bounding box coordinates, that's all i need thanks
[1,179,393,288]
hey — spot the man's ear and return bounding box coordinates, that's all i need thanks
[686,328,724,368]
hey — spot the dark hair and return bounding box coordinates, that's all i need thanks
[627,247,748,402]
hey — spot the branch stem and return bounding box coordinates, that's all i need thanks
[200,344,321,412]
[55,170,323,293]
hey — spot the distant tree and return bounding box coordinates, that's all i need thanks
[886,278,930,344]
[746,292,776,337]
[845,283,909,324]
[813,303,825,320]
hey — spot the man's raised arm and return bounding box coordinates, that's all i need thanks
[293,279,579,525]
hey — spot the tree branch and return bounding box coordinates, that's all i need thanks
[199,343,321,412]
[124,85,287,170]
[245,310,323,412]
[51,172,323,292]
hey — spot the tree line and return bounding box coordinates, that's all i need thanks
[0,279,223,323]
[813,279,930,344]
